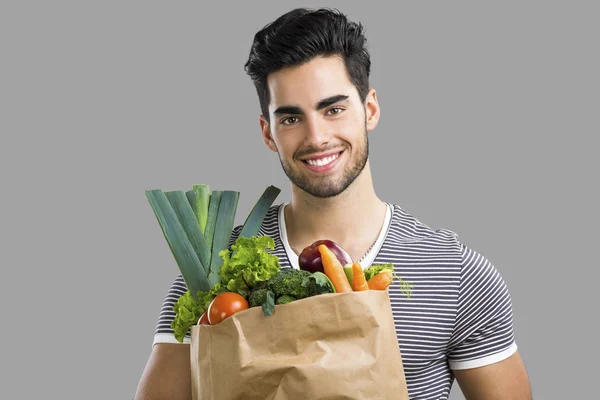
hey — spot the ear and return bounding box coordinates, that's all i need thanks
[364,88,380,132]
[259,115,278,152]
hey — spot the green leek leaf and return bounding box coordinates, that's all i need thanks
[237,185,281,243]
[185,184,210,233]
[165,190,211,272]
[204,190,222,253]
[208,190,239,286]
[145,189,211,298]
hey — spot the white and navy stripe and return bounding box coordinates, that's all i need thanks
[153,203,517,400]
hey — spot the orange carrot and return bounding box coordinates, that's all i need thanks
[318,244,353,293]
[367,270,393,290]
[352,263,369,291]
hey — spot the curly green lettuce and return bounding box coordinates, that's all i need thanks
[170,283,226,342]
[170,235,281,341]
[218,235,281,297]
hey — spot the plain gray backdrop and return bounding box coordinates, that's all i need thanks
[1,1,598,399]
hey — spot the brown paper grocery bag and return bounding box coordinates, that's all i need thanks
[190,290,408,400]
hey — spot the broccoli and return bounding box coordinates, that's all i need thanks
[248,287,269,307]
[303,274,333,297]
[267,268,312,300]
[276,295,296,305]
[259,269,335,315]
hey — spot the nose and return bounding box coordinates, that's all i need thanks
[303,114,331,148]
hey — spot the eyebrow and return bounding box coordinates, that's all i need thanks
[273,94,350,116]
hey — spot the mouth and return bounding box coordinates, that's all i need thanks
[300,151,343,173]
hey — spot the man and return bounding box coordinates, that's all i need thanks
[136,8,532,400]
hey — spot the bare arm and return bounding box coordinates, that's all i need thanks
[135,343,192,400]
[453,351,532,400]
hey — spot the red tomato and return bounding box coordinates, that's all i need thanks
[197,311,210,325]
[207,292,249,325]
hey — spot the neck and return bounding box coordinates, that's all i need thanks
[284,161,387,258]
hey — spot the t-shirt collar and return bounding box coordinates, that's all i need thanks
[278,202,393,270]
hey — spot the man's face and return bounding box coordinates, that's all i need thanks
[260,56,379,198]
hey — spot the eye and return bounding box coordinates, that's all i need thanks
[326,107,344,115]
[281,116,300,125]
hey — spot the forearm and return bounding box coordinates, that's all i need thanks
[135,371,192,400]
[135,344,192,400]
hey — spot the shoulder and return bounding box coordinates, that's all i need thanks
[388,204,503,272]
[386,203,462,251]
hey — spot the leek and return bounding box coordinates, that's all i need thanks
[165,190,211,270]
[145,183,281,293]
[145,189,211,298]
[237,185,281,241]
[203,190,222,254]
[208,191,239,286]
[185,184,210,234]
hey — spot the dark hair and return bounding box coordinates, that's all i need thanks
[244,8,371,122]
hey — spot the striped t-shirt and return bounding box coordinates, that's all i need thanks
[154,203,517,400]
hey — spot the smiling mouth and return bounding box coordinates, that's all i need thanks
[302,152,342,167]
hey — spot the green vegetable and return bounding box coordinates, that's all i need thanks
[207,186,281,286]
[267,268,313,299]
[165,190,211,272]
[248,287,269,307]
[203,190,221,252]
[186,184,210,234]
[148,184,285,336]
[146,184,281,301]
[307,271,336,295]
[251,269,337,316]
[262,290,275,316]
[145,190,211,297]
[171,283,226,342]
[218,235,281,298]
[207,191,240,286]
[255,269,334,315]
[171,291,203,343]
[236,186,281,244]
[276,295,296,305]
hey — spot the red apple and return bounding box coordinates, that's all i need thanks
[298,239,353,273]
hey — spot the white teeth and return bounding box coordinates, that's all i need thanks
[306,153,339,166]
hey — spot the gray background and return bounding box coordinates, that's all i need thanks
[1,1,598,399]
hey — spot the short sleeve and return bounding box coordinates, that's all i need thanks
[447,244,518,370]
[153,274,190,345]
[152,225,244,346]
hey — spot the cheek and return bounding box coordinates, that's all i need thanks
[337,116,365,143]
[272,132,298,157]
